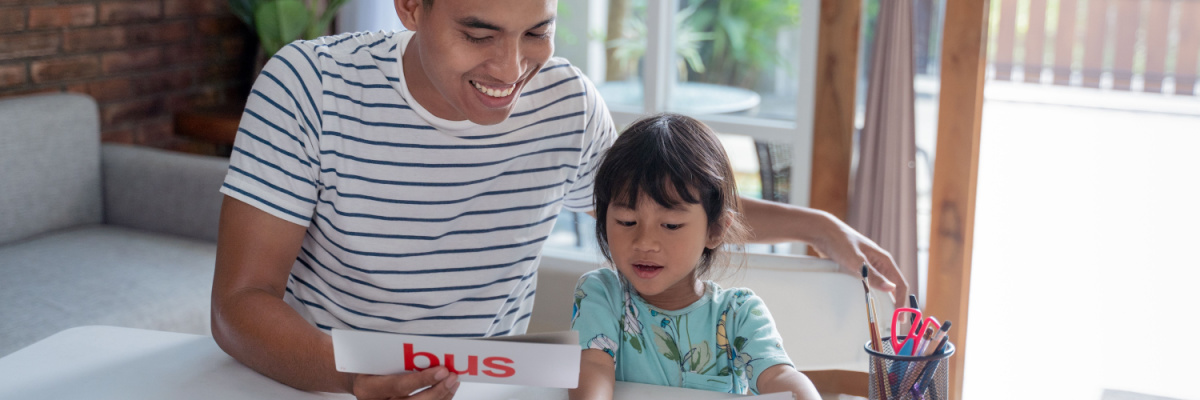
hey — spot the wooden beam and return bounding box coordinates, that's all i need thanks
[808,0,861,223]
[926,0,990,399]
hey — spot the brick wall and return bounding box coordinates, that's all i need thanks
[0,0,255,153]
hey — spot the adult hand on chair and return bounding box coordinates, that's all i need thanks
[738,197,910,306]
[810,213,908,306]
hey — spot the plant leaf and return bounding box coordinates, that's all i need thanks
[228,0,259,27]
[309,0,350,39]
[255,0,311,56]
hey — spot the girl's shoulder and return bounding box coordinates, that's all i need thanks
[574,268,626,306]
[577,267,622,290]
[707,284,770,315]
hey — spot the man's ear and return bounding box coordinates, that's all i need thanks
[395,0,423,31]
[706,210,733,249]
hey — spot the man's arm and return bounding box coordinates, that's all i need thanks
[738,196,909,304]
[568,349,616,400]
[210,196,458,398]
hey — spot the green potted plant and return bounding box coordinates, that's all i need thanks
[228,0,350,58]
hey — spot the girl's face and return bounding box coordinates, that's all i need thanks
[605,191,722,310]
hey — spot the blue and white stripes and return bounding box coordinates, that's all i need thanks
[220,30,615,337]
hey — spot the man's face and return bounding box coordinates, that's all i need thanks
[400,0,556,125]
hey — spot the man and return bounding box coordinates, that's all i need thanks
[211,0,907,398]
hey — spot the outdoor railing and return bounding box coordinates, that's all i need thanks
[989,0,1199,96]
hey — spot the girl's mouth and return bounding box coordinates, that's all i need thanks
[633,263,663,279]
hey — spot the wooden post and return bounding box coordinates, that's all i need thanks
[1082,0,1110,88]
[993,0,1018,81]
[1176,1,1200,96]
[1142,0,1171,93]
[1111,0,1141,91]
[927,0,989,399]
[1053,0,1078,85]
[803,2,868,394]
[1024,0,1049,83]
[808,0,861,223]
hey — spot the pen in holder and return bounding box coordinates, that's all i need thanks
[864,336,955,400]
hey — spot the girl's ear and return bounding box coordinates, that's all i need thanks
[395,0,423,31]
[706,210,733,249]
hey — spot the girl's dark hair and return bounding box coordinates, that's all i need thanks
[594,113,749,279]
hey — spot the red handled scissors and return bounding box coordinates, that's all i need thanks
[891,308,940,356]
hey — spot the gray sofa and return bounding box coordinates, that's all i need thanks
[0,93,229,356]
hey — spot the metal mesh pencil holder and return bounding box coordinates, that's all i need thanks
[863,336,955,400]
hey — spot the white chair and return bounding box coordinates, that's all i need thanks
[529,250,893,397]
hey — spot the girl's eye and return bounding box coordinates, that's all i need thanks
[663,224,682,230]
[615,219,636,227]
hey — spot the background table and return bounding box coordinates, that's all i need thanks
[0,326,758,400]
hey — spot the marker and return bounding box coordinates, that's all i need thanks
[922,321,952,357]
[912,336,951,395]
[908,294,919,325]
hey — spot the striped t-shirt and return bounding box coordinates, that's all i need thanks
[220,30,615,337]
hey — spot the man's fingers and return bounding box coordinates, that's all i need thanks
[410,373,460,400]
[393,367,453,396]
[864,249,906,306]
[353,367,455,399]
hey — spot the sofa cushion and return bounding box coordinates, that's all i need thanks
[0,225,215,356]
[102,144,229,243]
[0,94,102,246]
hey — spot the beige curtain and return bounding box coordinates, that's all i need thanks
[849,0,919,298]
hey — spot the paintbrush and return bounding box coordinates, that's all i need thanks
[861,264,891,399]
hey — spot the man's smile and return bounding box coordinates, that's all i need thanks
[470,80,515,97]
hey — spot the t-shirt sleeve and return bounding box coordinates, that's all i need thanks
[219,42,323,227]
[570,269,624,362]
[561,71,616,212]
[730,290,795,394]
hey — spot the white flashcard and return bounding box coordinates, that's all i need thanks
[332,329,581,389]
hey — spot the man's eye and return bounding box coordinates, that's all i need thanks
[663,224,682,230]
[526,31,551,40]
[463,33,490,43]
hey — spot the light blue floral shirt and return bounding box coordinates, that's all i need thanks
[570,268,794,394]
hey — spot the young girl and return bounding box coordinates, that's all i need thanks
[568,114,821,399]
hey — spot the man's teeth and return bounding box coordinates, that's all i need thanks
[472,81,514,98]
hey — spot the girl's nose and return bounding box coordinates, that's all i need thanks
[631,226,659,253]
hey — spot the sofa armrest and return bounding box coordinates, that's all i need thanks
[102,144,229,242]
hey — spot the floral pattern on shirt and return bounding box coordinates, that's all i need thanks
[569,269,793,395]
[588,334,618,359]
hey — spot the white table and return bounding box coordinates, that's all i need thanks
[0,326,755,399]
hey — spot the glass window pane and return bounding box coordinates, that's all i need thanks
[669,0,805,122]
[548,210,599,252]
[594,0,650,113]
[713,132,794,255]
